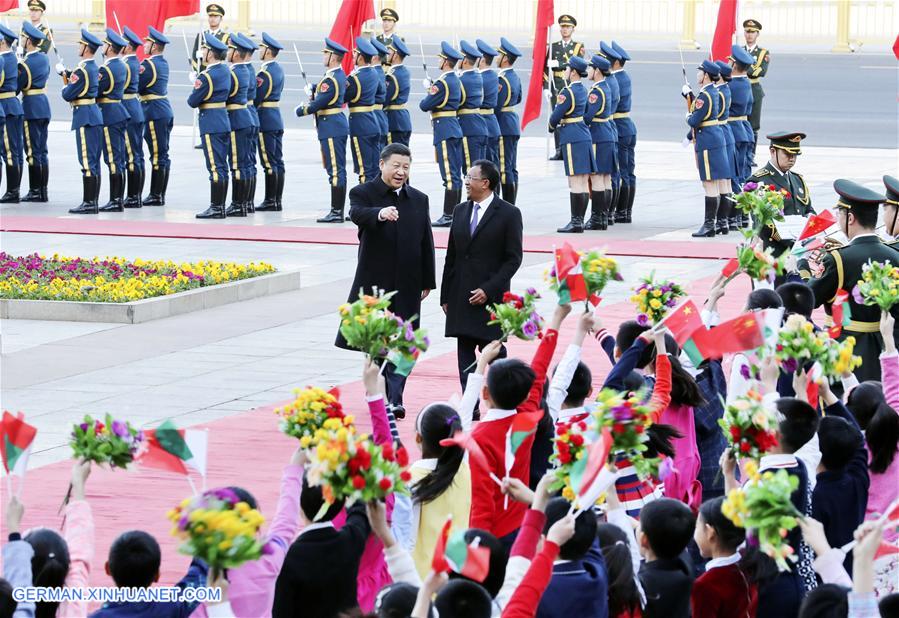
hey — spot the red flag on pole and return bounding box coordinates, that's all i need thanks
[0,1,18,12]
[521,0,554,130]
[106,0,199,59]
[328,0,375,76]
[893,33,899,60]
[711,0,739,61]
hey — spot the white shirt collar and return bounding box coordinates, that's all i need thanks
[298,521,335,537]
[461,68,477,74]
[746,43,758,53]
[483,408,516,422]
[472,192,494,211]
[611,68,623,74]
[701,83,715,92]
[326,66,339,74]
[759,453,797,472]
[852,232,882,241]
[770,159,788,175]
[262,60,275,67]
[705,553,741,570]
[440,70,454,78]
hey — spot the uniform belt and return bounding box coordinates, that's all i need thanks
[478,109,493,115]
[844,319,880,333]
[70,98,96,106]
[0,92,16,100]
[372,104,383,110]
[560,117,584,125]
[22,89,46,96]
[384,103,406,111]
[97,98,123,104]
[499,106,516,113]
[430,110,457,119]
[258,101,280,108]
[749,78,761,84]
[199,102,226,110]
[457,108,481,115]
[122,93,138,100]
[612,112,630,119]
[698,120,719,128]
[728,115,748,121]
[316,108,343,116]
[349,105,376,113]
[591,117,611,123]
[226,103,247,111]
[140,94,168,102]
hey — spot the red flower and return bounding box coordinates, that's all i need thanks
[613,423,626,435]
[95,421,105,434]
[570,434,584,447]
[382,443,395,462]
[634,424,645,434]
[740,441,751,453]
[558,451,572,464]
[490,313,497,321]
[768,184,776,191]
[352,475,366,489]
[396,446,409,467]
[730,426,742,440]
[502,291,515,303]
[348,459,360,475]
[378,478,393,491]
[400,470,412,482]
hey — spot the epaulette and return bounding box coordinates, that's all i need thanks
[751,167,772,178]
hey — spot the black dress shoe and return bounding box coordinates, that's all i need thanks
[98,201,123,212]
[196,205,225,219]
[390,404,406,420]
[316,209,344,223]
[225,202,247,217]
[69,202,98,214]
[432,214,453,227]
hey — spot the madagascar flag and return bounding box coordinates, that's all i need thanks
[662,300,703,346]
[387,349,419,377]
[431,515,454,573]
[444,529,491,582]
[1,411,37,476]
[504,410,542,477]
[140,420,207,476]
[569,428,612,500]
[683,311,765,365]
[554,243,587,304]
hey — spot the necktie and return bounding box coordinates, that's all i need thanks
[470,202,480,236]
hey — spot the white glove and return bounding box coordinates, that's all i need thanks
[681,84,692,97]
[421,78,431,89]
[543,89,552,101]
[195,49,205,61]
[55,62,66,75]
[548,59,560,68]
[15,46,23,59]
[303,83,313,98]
[188,71,197,83]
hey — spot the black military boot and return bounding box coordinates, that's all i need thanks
[501,182,517,205]
[40,164,49,202]
[143,169,162,205]
[692,196,719,237]
[715,194,730,235]
[432,189,458,227]
[123,169,142,208]
[99,173,124,212]
[723,194,739,231]
[0,165,20,203]
[196,179,227,219]
[69,176,98,214]
[317,185,345,223]
[225,178,247,217]
[584,190,606,230]
[549,130,562,160]
[557,193,585,233]
[615,185,629,223]
[275,172,285,210]
[607,185,618,226]
[246,175,256,214]
[21,165,41,202]
[623,180,636,223]
[256,173,279,211]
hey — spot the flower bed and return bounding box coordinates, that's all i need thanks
[0,253,276,303]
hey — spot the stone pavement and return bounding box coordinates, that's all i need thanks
[0,128,894,469]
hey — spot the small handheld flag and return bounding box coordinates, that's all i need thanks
[431,515,454,574]
[798,210,837,240]
[1,411,37,477]
[139,420,207,489]
[554,243,587,304]
[721,257,739,278]
[444,530,491,583]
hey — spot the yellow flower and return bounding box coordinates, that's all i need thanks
[649,299,662,309]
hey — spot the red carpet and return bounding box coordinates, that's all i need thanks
[0,215,736,260]
[7,271,750,590]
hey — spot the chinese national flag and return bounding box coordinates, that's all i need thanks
[328,0,375,76]
[106,0,199,59]
[692,311,764,359]
[710,0,739,61]
[893,33,899,60]
[662,300,703,346]
[0,1,17,12]
[721,257,739,278]
[798,210,836,240]
[554,242,587,303]
[521,0,554,129]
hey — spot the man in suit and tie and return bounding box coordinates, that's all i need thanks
[441,158,523,392]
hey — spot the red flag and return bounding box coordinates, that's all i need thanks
[431,515,453,573]
[0,1,17,12]
[1,411,37,475]
[711,0,739,61]
[441,430,491,474]
[893,33,899,60]
[521,0,554,129]
[328,0,375,76]
[828,289,851,338]
[798,210,836,240]
[554,243,587,303]
[139,428,189,475]
[721,257,739,278]
[662,300,703,346]
[106,0,199,59]
[690,311,764,359]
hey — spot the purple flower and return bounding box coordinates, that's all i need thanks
[660,285,670,293]
[521,320,538,338]
[851,284,864,305]
[745,531,759,547]
[665,298,677,307]
[179,514,190,529]
[526,287,537,296]
[79,422,90,432]
[404,326,415,341]
[739,363,751,380]
[611,405,633,422]
[423,336,431,348]
[614,273,624,281]
[111,420,130,438]
[211,488,240,504]
[782,358,798,373]
[743,181,758,191]
[636,313,650,327]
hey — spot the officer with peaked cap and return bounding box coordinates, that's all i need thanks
[747,131,812,216]
[376,7,403,54]
[61,29,104,214]
[808,179,898,381]
[384,36,412,147]
[742,18,769,161]
[295,38,350,223]
[21,0,52,54]
[597,41,622,225]
[254,32,285,211]
[222,32,254,217]
[369,37,391,151]
[687,60,729,237]
[0,24,23,203]
[583,54,617,231]
[140,26,173,206]
[609,40,637,224]
[475,39,500,173]
[457,40,488,170]
[345,36,381,188]
[191,3,229,77]
[546,14,585,161]
[728,44,756,222]
[495,37,521,204]
[242,34,261,213]
[189,33,232,219]
[18,22,50,202]
[120,26,146,208]
[882,175,899,251]
[420,41,464,227]
[95,28,130,212]
[712,60,736,235]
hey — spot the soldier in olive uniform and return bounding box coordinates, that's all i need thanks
[545,14,585,161]
[191,4,229,76]
[20,0,52,55]
[808,180,898,382]
[742,19,769,161]
[375,7,403,62]
[883,175,899,252]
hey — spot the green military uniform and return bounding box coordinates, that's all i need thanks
[376,7,403,65]
[884,175,899,253]
[20,1,52,53]
[808,179,897,382]
[742,19,769,151]
[545,14,584,160]
[191,4,229,73]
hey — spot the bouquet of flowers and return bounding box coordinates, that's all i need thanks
[722,461,802,571]
[719,390,779,460]
[582,249,623,297]
[734,183,788,235]
[630,274,686,326]
[338,290,403,359]
[69,414,144,469]
[167,488,266,577]
[488,289,544,341]
[592,388,658,478]
[275,387,352,449]
[386,317,430,376]
[774,313,829,373]
[305,418,411,518]
[855,260,899,312]
[817,336,863,381]
[549,418,591,501]
[736,242,787,282]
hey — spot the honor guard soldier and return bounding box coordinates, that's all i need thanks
[189,33,232,219]
[713,60,736,234]
[884,176,899,251]
[742,19,769,160]
[376,7,402,54]
[457,41,488,171]
[346,37,381,186]
[20,0,52,55]
[727,44,755,216]
[808,180,898,382]
[18,22,50,202]
[495,37,521,204]
[475,39,500,171]
[121,27,145,208]
[610,41,636,224]
[223,33,254,217]
[96,29,130,212]
[295,38,349,223]
[687,60,729,238]
[584,55,617,231]
[254,32,285,212]
[384,36,411,147]
[551,55,596,234]
[140,27,173,206]
[0,24,24,202]
[243,34,260,212]
[546,14,584,161]
[748,132,812,216]
[369,37,390,151]
[597,42,621,225]
[192,4,228,75]
[420,41,463,227]
[60,29,103,214]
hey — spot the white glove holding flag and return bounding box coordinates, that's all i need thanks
[15,46,23,59]
[421,78,432,89]
[55,62,66,75]
[188,71,197,83]
[548,59,560,69]
[303,83,313,98]
[543,89,552,102]
[195,49,205,61]
[681,84,692,97]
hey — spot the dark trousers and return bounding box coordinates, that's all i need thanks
[125,120,144,172]
[388,131,411,147]
[457,336,508,390]
[23,118,48,166]
[383,361,407,408]
[144,118,172,171]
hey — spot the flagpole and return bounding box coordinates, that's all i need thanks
[5,474,12,502]
[187,474,199,495]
